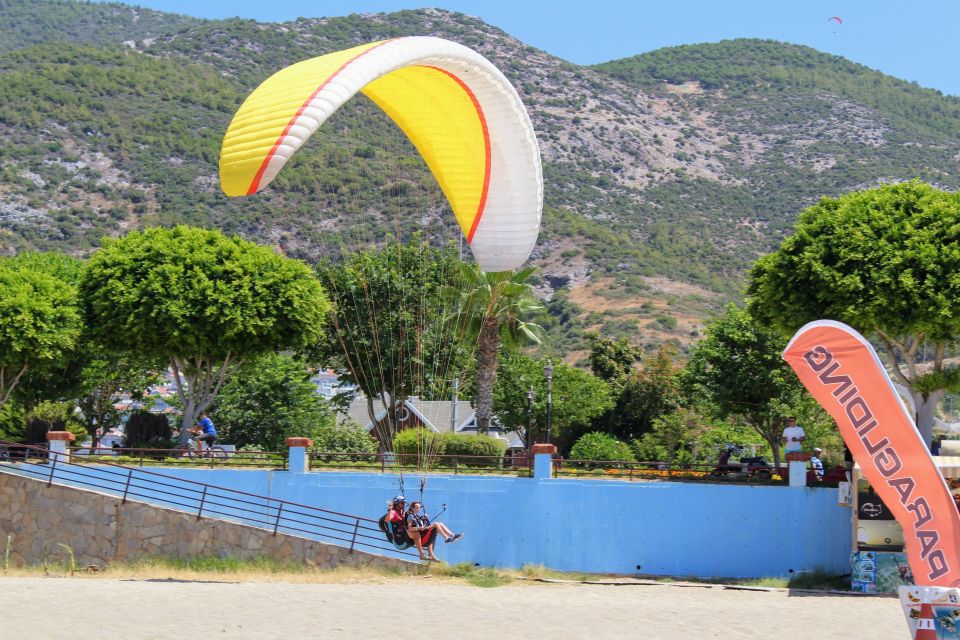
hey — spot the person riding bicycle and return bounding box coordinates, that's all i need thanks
[194,411,218,451]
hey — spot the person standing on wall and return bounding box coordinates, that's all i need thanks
[781,416,806,454]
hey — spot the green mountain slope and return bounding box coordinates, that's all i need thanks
[1,2,959,354]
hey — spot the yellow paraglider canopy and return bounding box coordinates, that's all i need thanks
[219,36,541,272]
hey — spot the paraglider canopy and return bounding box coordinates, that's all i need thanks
[827,16,843,24]
[219,36,542,273]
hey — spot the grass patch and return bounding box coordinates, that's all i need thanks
[786,569,849,591]
[518,564,597,582]
[433,562,513,588]
[741,577,788,588]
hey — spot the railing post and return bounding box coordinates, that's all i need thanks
[47,448,58,486]
[139,450,144,467]
[349,518,360,554]
[272,502,284,536]
[532,443,557,480]
[285,438,312,473]
[121,468,133,503]
[197,486,208,519]
[46,432,75,486]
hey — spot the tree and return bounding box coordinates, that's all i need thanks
[588,334,681,441]
[1,253,87,412]
[212,353,337,451]
[748,181,960,446]
[0,261,82,407]
[74,353,162,447]
[587,332,642,384]
[492,352,613,450]
[606,347,682,441]
[685,305,809,469]
[452,265,544,435]
[80,226,329,434]
[313,243,467,446]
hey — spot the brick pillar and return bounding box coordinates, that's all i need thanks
[532,443,556,480]
[285,437,313,473]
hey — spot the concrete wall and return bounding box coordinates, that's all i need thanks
[88,466,852,578]
[0,471,409,571]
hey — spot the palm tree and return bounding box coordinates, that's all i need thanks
[452,266,545,435]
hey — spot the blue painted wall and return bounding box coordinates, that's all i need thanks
[97,466,851,578]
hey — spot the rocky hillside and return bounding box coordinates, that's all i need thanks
[1,1,959,355]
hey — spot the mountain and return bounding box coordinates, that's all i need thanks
[1,1,959,357]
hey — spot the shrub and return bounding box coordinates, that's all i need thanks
[442,433,507,467]
[392,428,445,459]
[569,432,635,462]
[125,411,172,448]
[391,429,506,467]
[310,421,377,461]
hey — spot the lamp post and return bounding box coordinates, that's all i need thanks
[543,360,554,444]
[526,387,534,451]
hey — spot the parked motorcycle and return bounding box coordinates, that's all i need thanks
[710,444,774,481]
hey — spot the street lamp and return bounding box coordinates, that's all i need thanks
[543,360,554,444]
[526,387,535,451]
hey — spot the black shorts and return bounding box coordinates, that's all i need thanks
[198,433,217,446]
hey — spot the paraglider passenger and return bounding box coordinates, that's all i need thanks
[405,501,462,561]
[386,495,406,527]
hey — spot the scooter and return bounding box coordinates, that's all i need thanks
[710,444,774,481]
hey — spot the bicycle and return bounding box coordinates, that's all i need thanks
[173,431,226,459]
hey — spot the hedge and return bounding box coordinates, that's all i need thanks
[392,429,507,467]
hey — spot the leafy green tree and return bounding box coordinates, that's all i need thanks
[313,243,466,446]
[211,353,336,451]
[587,333,643,384]
[451,265,544,435]
[685,305,809,468]
[748,181,960,446]
[1,253,87,411]
[632,407,701,464]
[80,226,329,436]
[74,353,163,447]
[492,352,613,450]
[0,261,82,407]
[569,432,635,462]
[603,346,682,441]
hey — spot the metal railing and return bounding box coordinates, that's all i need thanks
[307,451,533,476]
[70,446,288,469]
[553,458,785,483]
[0,441,416,560]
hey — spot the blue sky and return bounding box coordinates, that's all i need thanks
[95,0,960,96]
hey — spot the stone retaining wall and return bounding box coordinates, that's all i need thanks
[0,472,410,570]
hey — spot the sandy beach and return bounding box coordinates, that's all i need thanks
[0,577,905,640]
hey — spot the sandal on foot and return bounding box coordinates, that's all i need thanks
[451,533,463,542]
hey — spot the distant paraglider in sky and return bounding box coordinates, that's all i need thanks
[828,16,843,33]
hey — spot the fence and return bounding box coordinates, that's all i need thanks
[70,446,288,469]
[0,440,798,484]
[0,440,416,560]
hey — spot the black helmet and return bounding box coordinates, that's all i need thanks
[393,495,406,504]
